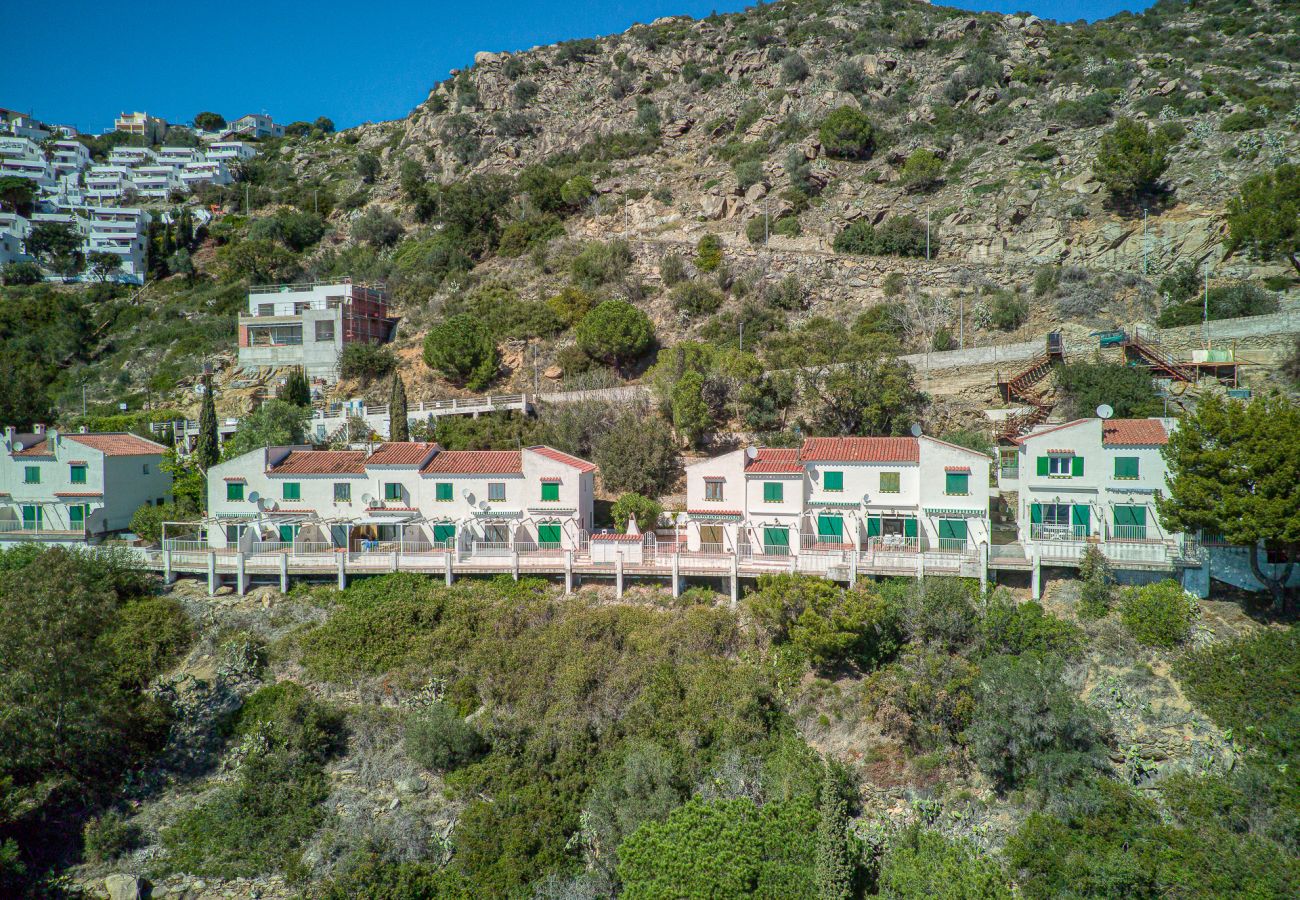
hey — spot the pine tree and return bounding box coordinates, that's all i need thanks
[278,367,311,407]
[389,372,410,441]
[815,775,854,900]
[195,373,219,471]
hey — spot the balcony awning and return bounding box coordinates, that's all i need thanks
[472,509,523,520]
[346,511,421,525]
[807,501,860,510]
[924,507,986,517]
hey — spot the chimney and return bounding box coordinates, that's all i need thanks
[48,428,59,446]
[79,425,88,433]
[32,423,45,435]
[3,426,14,449]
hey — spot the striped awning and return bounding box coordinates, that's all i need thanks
[472,509,523,519]
[924,507,986,517]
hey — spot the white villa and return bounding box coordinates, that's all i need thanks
[1,425,172,543]
[683,435,992,559]
[203,443,596,554]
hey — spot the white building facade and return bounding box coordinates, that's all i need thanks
[684,436,992,560]
[1,426,172,543]
[203,444,595,554]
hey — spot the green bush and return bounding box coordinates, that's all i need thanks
[610,492,662,533]
[670,281,723,317]
[746,574,904,670]
[1220,109,1265,132]
[899,149,944,192]
[880,826,1011,899]
[734,159,764,191]
[83,811,139,863]
[833,215,930,257]
[979,596,1084,659]
[1119,580,1196,647]
[694,234,723,272]
[560,175,596,207]
[338,342,397,383]
[1056,361,1159,419]
[575,300,654,366]
[571,239,633,288]
[659,252,686,285]
[1051,92,1114,127]
[1156,281,1278,327]
[990,291,1029,330]
[818,106,876,160]
[404,702,485,771]
[1094,118,1170,203]
[1078,545,1115,619]
[497,215,564,257]
[422,313,500,389]
[545,284,597,326]
[443,281,563,341]
[102,596,193,689]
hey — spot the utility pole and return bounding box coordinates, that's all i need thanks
[764,195,770,246]
[1142,207,1148,274]
[925,209,930,261]
[244,183,250,212]
[739,321,744,353]
[958,293,964,350]
[314,189,318,216]
[1202,260,1210,347]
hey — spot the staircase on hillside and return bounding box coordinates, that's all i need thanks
[1121,331,1198,383]
[995,333,1065,442]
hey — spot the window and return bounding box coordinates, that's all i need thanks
[257,303,273,316]
[225,524,244,544]
[142,463,150,475]
[23,466,39,484]
[823,470,844,492]
[1113,504,1148,539]
[879,471,900,493]
[541,481,560,502]
[70,464,87,484]
[156,497,165,506]
[69,505,85,528]
[334,482,351,502]
[763,481,783,503]
[21,506,40,530]
[432,523,456,543]
[488,482,506,502]
[384,482,402,501]
[1041,503,1070,526]
[282,482,301,501]
[945,472,970,495]
[435,482,453,502]
[704,480,724,501]
[1114,457,1139,479]
[315,320,335,342]
[538,524,562,547]
[226,481,244,501]
[1039,455,1082,477]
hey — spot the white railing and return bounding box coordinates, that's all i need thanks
[249,540,293,554]
[867,536,920,553]
[1030,523,1089,542]
[471,540,512,556]
[0,521,87,537]
[935,537,969,554]
[1108,524,1154,542]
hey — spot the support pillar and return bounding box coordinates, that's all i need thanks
[671,553,680,598]
[163,548,175,585]
[564,550,573,594]
[392,549,400,573]
[615,553,624,598]
[917,550,925,582]
[730,552,739,608]
[235,552,247,596]
[1031,552,1042,600]
[280,551,289,593]
[444,550,453,587]
[337,552,347,590]
[978,542,989,595]
[207,550,218,596]
[512,549,520,581]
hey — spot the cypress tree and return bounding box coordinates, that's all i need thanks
[278,367,311,407]
[389,372,410,441]
[815,775,854,900]
[195,373,219,471]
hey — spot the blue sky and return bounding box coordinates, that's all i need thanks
[3,1,1152,133]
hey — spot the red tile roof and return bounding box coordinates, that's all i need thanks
[687,508,743,516]
[800,437,919,463]
[421,450,522,475]
[746,448,803,473]
[68,432,168,456]
[11,439,53,457]
[54,491,103,497]
[270,450,367,475]
[1103,419,1169,446]
[367,442,439,466]
[944,466,971,473]
[527,445,597,473]
[591,532,641,542]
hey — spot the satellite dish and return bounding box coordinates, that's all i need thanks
[810,468,820,480]
[247,490,260,504]
[11,441,22,452]
[361,493,373,505]
[676,511,689,526]
[862,493,871,505]
[464,490,476,505]
[478,500,488,511]
[745,446,758,460]
[910,423,923,438]
[1097,404,1114,420]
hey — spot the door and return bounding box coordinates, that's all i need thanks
[699,525,723,551]
[1113,505,1147,539]
[537,524,562,548]
[937,519,968,551]
[433,524,456,545]
[22,505,41,531]
[816,514,844,544]
[69,505,85,532]
[763,526,790,555]
[1072,505,1090,538]
[278,524,294,543]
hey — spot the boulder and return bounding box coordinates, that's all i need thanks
[744,182,769,203]
[700,195,731,220]
[105,874,141,900]
[473,51,501,66]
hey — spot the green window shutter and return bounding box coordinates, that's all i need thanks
[384,482,401,501]
[278,524,295,543]
[1072,505,1090,536]
[70,465,87,484]
[880,472,900,493]
[282,482,300,501]
[938,519,968,540]
[816,515,843,539]
[226,482,244,501]
[69,505,85,527]
[24,466,39,484]
[334,482,350,502]
[823,471,843,492]
[1071,456,1084,477]
[1114,457,1139,479]
[903,517,918,538]
[433,524,456,543]
[1030,502,1042,524]
[541,481,560,502]
[945,472,969,495]
[436,482,453,501]
[22,506,40,529]
[763,481,783,502]
[763,527,790,551]
[1036,456,1049,476]
[1132,505,1147,527]
[866,516,881,537]
[538,524,561,545]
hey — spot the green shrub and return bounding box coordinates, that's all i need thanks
[1119,580,1196,647]
[990,291,1029,330]
[1051,92,1114,127]
[560,175,596,207]
[339,342,397,383]
[833,215,930,257]
[694,234,723,272]
[404,702,485,771]
[83,811,139,863]
[1057,361,1160,419]
[103,596,193,689]
[899,149,944,192]
[1021,141,1058,162]
[610,492,662,533]
[659,252,686,285]
[1220,109,1265,132]
[1156,281,1278,327]
[571,239,633,288]
[1094,118,1171,203]
[545,284,597,326]
[497,215,564,257]
[1078,545,1115,619]
[422,313,500,389]
[979,596,1084,659]
[670,281,723,317]
[881,826,1011,899]
[734,159,764,191]
[444,281,564,341]
[746,574,904,670]
[575,300,654,366]
[818,106,876,161]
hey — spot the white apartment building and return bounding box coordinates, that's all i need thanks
[180,159,232,189]
[226,114,284,140]
[0,212,31,267]
[0,136,54,188]
[156,146,202,169]
[206,141,257,164]
[238,281,398,381]
[0,425,171,543]
[50,140,91,177]
[107,146,158,167]
[85,165,137,203]
[1,109,52,142]
[684,436,992,558]
[86,207,151,279]
[114,112,168,144]
[131,165,184,199]
[204,443,596,554]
